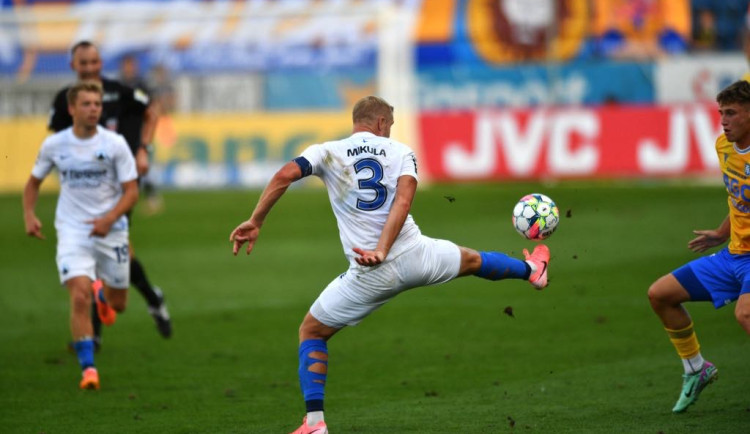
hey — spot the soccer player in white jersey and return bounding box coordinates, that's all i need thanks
[229,96,550,434]
[23,81,139,389]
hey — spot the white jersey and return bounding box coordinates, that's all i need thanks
[300,131,422,266]
[31,126,137,233]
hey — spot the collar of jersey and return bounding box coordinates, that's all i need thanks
[351,132,377,139]
[68,125,103,142]
[734,142,750,154]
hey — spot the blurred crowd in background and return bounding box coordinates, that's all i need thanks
[2,0,750,113]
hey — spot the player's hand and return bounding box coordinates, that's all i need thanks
[230,220,260,256]
[86,217,114,237]
[352,247,385,266]
[688,229,728,253]
[136,146,149,175]
[24,214,45,240]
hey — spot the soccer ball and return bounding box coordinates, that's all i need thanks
[512,193,559,240]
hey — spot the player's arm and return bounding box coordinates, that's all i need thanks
[230,160,303,256]
[136,103,159,175]
[88,180,139,237]
[353,174,418,266]
[22,176,45,239]
[688,214,730,253]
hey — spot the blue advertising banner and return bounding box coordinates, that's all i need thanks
[418,61,655,109]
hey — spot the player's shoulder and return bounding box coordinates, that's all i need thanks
[372,136,415,158]
[385,137,414,153]
[97,126,128,144]
[101,76,126,91]
[41,127,71,149]
[47,127,72,141]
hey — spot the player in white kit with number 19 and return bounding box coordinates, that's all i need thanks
[23,81,139,390]
[229,96,551,434]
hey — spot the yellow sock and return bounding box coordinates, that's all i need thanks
[666,322,700,359]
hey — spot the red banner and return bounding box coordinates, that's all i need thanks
[419,104,722,180]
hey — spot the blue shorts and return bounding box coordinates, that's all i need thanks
[673,247,750,309]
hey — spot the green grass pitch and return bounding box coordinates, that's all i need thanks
[1,182,749,433]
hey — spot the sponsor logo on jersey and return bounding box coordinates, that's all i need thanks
[61,169,107,180]
[744,163,750,177]
[60,168,108,188]
[725,166,745,179]
[722,173,750,213]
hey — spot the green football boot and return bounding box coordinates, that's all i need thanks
[672,361,718,413]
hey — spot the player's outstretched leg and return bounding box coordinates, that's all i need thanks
[472,244,550,289]
[524,244,550,289]
[672,361,718,413]
[131,258,172,338]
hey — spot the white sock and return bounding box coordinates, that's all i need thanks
[526,260,537,274]
[682,353,705,374]
[307,411,324,426]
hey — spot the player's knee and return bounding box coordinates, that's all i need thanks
[647,281,665,306]
[299,322,310,340]
[70,290,91,314]
[458,247,482,275]
[647,276,677,307]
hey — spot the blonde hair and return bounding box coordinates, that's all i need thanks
[66,81,103,106]
[352,96,394,125]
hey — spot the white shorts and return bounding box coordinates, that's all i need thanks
[56,229,130,289]
[310,236,461,328]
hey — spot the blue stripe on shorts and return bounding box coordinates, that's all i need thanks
[672,247,750,309]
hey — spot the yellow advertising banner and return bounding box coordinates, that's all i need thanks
[0,117,59,193]
[0,112,351,192]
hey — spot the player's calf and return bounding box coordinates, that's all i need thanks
[101,282,128,313]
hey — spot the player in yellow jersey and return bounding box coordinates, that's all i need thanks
[648,80,750,413]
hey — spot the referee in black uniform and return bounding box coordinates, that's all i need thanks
[50,41,172,346]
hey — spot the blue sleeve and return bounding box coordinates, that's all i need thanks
[293,156,313,178]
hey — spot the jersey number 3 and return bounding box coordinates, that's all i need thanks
[354,158,387,211]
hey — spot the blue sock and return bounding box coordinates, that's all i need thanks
[298,339,328,412]
[475,251,531,281]
[73,338,95,370]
